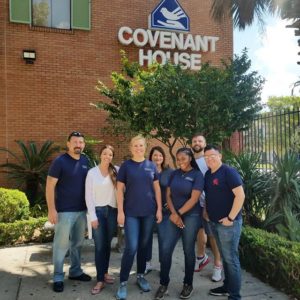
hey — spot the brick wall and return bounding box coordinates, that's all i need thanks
[0,0,233,186]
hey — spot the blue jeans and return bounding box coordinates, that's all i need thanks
[159,215,201,286]
[211,219,243,300]
[53,211,87,282]
[146,213,169,263]
[92,206,117,281]
[120,215,155,282]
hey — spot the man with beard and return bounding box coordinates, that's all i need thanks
[46,131,91,293]
[191,134,223,282]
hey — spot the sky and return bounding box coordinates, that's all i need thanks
[234,15,300,103]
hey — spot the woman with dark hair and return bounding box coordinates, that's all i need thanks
[85,145,118,295]
[145,146,174,274]
[154,148,204,300]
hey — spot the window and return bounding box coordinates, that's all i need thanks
[10,0,91,31]
[32,0,71,29]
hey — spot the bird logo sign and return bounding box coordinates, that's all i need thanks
[149,0,190,32]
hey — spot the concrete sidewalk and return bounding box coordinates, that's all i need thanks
[0,236,292,300]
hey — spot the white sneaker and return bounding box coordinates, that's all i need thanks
[211,265,222,282]
[144,261,153,275]
[194,254,210,272]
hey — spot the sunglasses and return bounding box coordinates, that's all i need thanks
[68,131,84,141]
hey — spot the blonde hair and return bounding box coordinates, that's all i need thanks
[130,135,147,148]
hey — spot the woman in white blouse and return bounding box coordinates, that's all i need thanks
[85,145,118,295]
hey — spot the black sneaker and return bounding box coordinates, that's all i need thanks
[180,284,193,299]
[209,286,229,296]
[68,273,91,281]
[53,281,64,293]
[154,285,168,300]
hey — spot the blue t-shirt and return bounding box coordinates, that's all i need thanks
[204,164,243,222]
[158,168,174,210]
[48,153,89,212]
[168,168,204,216]
[117,159,158,217]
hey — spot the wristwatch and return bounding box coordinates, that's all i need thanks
[227,216,234,222]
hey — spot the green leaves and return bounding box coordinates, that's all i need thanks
[0,140,60,206]
[94,51,263,165]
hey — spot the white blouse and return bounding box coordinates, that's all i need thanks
[85,165,118,222]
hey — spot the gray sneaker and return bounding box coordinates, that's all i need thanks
[116,281,127,300]
[180,284,193,299]
[154,285,168,300]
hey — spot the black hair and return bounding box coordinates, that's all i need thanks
[149,146,166,170]
[68,131,84,141]
[176,147,200,171]
[204,144,220,153]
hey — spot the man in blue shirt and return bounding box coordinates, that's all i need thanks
[203,145,245,300]
[46,131,91,293]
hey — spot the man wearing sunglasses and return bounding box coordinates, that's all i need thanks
[46,131,91,293]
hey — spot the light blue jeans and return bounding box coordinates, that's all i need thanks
[53,211,87,282]
[211,218,243,300]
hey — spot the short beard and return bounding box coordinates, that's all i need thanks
[74,148,82,154]
[192,147,203,153]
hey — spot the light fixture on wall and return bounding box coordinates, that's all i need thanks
[23,50,36,64]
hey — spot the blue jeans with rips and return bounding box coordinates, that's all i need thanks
[159,214,201,286]
[53,211,87,282]
[92,206,117,282]
[211,218,243,300]
[119,215,155,282]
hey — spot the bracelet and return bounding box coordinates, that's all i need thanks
[227,216,234,222]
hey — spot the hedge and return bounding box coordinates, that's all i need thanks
[0,217,54,246]
[240,226,300,298]
[0,188,30,222]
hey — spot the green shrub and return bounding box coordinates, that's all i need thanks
[240,226,300,298]
[0,217,53,246]
[0,188,30,222]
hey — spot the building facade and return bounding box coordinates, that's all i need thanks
[0,0,232,185]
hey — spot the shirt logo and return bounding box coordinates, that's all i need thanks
[213,178,219,186]
[82,165,88,169]
[149,0,190,32]
[185,176,194,182]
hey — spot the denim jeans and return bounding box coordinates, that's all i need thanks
[159,215,201,286]
[93,206,117,281]
[211,219,243,300]
[119,215,155,282]
[53,211,87,282]
[146,213,169,263]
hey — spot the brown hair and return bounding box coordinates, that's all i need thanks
[99,145,117,186]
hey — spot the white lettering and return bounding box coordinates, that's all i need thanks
[147,29,160,48]
[190,53,201,70]
[118,26,133,45]
[139,49,153,66]
[184,34,196,51]
[194,35,208,52]
[159,31,172,49]
[133,28,148,47]
[207,36,219,52]
[152,50,167,64]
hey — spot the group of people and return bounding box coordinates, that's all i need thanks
[46,131,245,300]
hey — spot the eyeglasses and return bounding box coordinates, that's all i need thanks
[204,154,218,160]
[68,131,84,141]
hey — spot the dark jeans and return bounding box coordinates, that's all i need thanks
[146,213,169,263]
[159,215,201,286]
[92,206,117,282]
[211,219,243,300]
[119,215,155,282]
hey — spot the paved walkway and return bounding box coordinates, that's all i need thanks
[0,236,292,300]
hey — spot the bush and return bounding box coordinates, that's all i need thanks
[240,226,300,298]
[0,188,30,222]
[0,217,53,246]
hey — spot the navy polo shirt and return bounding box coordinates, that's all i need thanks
[204,164,243,222]
[168,168,204,216]
[117,159,159,217]
[48,153,89,212]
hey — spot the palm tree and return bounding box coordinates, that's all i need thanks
[0,140,60,206]
[210,0,300,30]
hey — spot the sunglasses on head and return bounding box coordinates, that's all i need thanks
[68,131,84,141]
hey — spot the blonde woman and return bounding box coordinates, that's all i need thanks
[85,145,118,295]
[116,135,162,300]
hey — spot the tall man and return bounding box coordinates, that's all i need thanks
[46,131,91,293]
[191,134,222,282]
[203,145,245,300]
